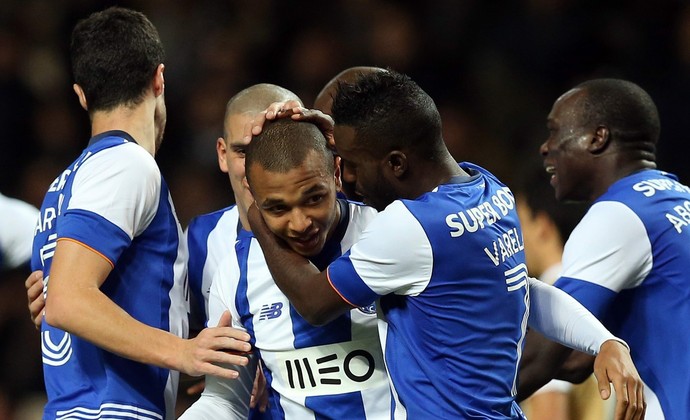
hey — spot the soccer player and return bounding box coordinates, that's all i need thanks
[519,79,687,419]
[245,70,645,419]
[180,118,390,419]
[32,7,250,419]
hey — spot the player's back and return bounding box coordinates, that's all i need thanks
[565,168,690,419]
[381,162,528,419]
[33,132,188,419]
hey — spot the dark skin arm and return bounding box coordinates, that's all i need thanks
[517,329,574,401]
[247,202,353,326]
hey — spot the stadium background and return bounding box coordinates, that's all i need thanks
[1,0,688,418]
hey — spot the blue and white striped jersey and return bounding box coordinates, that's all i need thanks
[328,163,528,419]
[186,199,390,420]
[32,131,188,420]
[556,169,690,420]
[186,205,241,328]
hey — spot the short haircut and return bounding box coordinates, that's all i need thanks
[71,7,165,113]
[576,79,660,147]
[331,69,444,160]
[313,66,387,114]
[223,84,301,138]
[245,119,334,184]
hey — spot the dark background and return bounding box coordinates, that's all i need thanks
[1,0,688,418]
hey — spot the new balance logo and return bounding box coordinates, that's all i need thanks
[259,302,284,320]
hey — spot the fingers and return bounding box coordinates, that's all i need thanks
[216,310,232,327]
[186,379,205,395]
[26,271,45,329]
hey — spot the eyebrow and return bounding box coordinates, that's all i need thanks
[259,183,329,208]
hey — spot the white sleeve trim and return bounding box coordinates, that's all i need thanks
[528,277,619,355]
[348,200,432,296]
[562,201,651,291]
[69,143,160,239]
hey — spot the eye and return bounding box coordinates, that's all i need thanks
[232,146,246,157]
[264,205,287,216]
[306,194,326,205]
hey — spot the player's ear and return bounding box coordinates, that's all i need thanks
[334,156,343,192]
[152,63,165,97]
[386,151,408,179]
[73,84,88,111]
[589,126,610,154]
[217,138,229,173]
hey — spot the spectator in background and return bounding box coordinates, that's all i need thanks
[515,166,609,420]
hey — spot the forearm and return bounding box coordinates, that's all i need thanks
[45,285,186,370]
[527,277,619,354]
[248,205,343,324]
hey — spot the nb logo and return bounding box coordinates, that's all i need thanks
[259,302,284,320]
[285,349,376,389]
[357,304,376,315]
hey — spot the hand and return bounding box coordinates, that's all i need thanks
[593,339,646,420]
[250,363,269,412]
[244,101,336,150]
[25,270,45,329]
[179,311,253,380]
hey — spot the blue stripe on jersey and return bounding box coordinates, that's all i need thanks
[554,277,617,319]
[306,391,366,420]
[235,229,257,348]
[57,209,130,265]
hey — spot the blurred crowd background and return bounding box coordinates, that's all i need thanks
[1,0,689,418]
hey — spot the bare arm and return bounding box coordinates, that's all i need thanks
[247,203,352,325]
[44,240,252,379]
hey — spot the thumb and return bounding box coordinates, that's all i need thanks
[594,369,612,400]
[216,310,232,327]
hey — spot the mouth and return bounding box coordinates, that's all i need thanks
[289,231,320,250]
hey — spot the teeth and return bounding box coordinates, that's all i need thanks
[545,166,555,174]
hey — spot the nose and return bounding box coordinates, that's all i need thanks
[539,140,549,156]
[289,208,312,234]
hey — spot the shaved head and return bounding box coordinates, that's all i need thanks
[314,67,387,114]
[224,83,302,138]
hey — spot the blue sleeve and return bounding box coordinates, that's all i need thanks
[58,209,131,265]
[555,276,618,319]
[327,251,379,307]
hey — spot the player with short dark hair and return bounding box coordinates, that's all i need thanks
[32,7,250,419]
[181,118,390,419]
[520,78,686,419]
[246,70,644,419]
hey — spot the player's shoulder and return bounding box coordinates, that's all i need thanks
[82,140,159,181]
[188,205,238,231]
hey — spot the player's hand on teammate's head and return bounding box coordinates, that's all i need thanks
[26,270,45,329]
[244,101,335,150]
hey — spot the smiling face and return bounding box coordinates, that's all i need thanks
[249,150,341,257]
[540,88,596,202]
[334,125,399,211]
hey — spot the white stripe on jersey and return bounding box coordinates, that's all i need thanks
[56,403,163,420]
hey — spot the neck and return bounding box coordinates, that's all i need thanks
[412,152,466,196]
[90,102,157,156]
[589,157,656,201]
